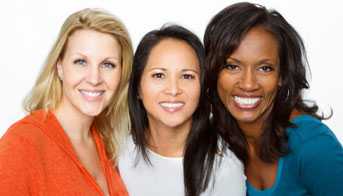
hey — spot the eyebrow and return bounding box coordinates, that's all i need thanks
[257,59,277,65]
[73,52,120,62]
[73,52,87,58]
[146,67,167,71]
[146,67,199,74]
[181,68,199,74]
[226,57,241,64]
[104,57,121,62]
[227,57,277,66]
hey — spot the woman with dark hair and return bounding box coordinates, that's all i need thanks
[204,2,343,196]
[118,25,246,196]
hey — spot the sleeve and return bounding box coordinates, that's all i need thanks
[0,128,33,195]
[298,133,343,196]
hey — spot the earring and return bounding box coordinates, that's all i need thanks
[284,88,290,101]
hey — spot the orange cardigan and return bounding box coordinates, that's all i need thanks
[0,110,128,196]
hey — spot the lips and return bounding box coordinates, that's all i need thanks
[233,96,261,109]
[79,89,105,101]
[159,101,185,113]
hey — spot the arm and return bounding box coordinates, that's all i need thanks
[299,133,343,196]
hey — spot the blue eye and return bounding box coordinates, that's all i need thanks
[102,62,116,69]
[152,72,165,79]
[182,74,195,80]
[73,59,86,66]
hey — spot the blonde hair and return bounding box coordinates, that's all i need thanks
[24,8,133,160]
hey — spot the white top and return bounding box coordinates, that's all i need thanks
[118,135,246,196]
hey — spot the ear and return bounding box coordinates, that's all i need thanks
[57,60,63,80]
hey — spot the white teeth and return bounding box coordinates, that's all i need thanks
[160,102,184,108]
[80,90,103,97]
[234,96,260,106]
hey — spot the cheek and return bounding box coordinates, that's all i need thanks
[104,70,122,90]
[217,73,232,101]
[185,81,201,106]
[139,79,160,101]
[185,78,200,94]
[265,87,278,102]
[62,70,83,88]
[261,75,279,92]
[61,64,87,86]
[260,77,279,103]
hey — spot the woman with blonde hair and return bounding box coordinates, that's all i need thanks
[0,8,132,196]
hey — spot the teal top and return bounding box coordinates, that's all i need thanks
[247,115,343,196]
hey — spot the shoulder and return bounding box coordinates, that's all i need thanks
[0,111,48,178]
[215,145,246,182]
[118,134,137,158]
[216,137,244,170]
[117,134,141,169]
[1,110,51,153]
[287,114,339,149]
[0,110,54,194]
[286,115,343,173]
[286,116,343,194]
[203,139,246,196]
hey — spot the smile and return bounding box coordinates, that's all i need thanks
[233,96,261,109]
[159,101,185,112]
[79,90,104,101]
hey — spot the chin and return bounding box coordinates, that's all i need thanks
[81,109,102,117]
[79,104,106,117]
[237,118,257,124]
[160,118,187,129]
[232,113,259,123]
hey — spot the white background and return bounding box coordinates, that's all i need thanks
[0,0,342,143]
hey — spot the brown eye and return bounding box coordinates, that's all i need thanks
[152,72,165,79]
[258,65,274,72]
[182,74,195,80]
[224,63,240,71]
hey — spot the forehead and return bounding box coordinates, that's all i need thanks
[64,29,121,58]
[229,26,279,62]
[145,38,200,71]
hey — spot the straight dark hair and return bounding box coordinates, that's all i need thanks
[128,24,219,196]
[204,2,326,165]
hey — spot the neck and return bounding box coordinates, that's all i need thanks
[246,135,261,158]
[241,123,264,161]
[241,120,264,141]
[54,99,94,143]
[147,120,192,157]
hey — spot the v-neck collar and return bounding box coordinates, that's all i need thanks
[28,110,115,196]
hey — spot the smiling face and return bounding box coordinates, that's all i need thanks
[57,29,122,118]
[139,38,200,130]
[217,26,280,133]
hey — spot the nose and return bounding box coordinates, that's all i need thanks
[164,77,182,96]
[87,66,102,86]
[239,68,259,91]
